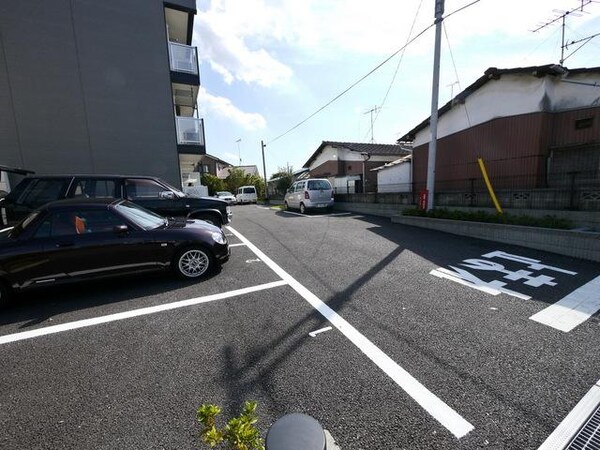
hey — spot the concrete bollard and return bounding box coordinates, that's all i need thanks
[266,413,326,450]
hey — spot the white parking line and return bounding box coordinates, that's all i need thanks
[226,226,474,439]
[229,243,247,247]
[530,275,600,332]
[0,280,288,346]
[281,211,351,218]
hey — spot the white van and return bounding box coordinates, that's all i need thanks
[236,185,257,204]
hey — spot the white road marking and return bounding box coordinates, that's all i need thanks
[0,280,288,346]
[229,243,247,247]
[281,211,350,218]
[529,275,600,332]
[430,267,531,300]
[282,210,308,217]
[227,226,474,439]
[538,378,600,450]
[245,258,261,263]
[309,326,332,337]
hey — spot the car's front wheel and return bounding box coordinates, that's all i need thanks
[174,247,214,279]
[0,279,12,308]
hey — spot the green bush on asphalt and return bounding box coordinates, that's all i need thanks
[197,401,265,450]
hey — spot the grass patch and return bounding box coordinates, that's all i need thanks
[402,208,574,230]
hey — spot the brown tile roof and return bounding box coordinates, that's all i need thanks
[304,141,411,168]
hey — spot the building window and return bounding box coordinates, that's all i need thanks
[575,117,593,130]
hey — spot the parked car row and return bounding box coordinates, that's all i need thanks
[0,174,232,228]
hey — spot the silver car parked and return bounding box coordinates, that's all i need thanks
[284,179,334,214]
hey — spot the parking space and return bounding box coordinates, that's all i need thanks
[1,204,599,449]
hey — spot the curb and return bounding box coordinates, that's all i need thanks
[391,215,600,262]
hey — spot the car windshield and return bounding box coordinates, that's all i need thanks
[114,201,167,230]
[217,191,233,196]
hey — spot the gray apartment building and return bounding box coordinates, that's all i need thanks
[0,0,204,189]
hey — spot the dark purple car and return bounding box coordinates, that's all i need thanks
[0,198,229,306]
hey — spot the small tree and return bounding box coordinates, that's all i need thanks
[201,174,226,196]
[270,166,294,195]
[225,168,248,193]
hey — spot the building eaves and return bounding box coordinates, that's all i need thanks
[303,141,412,168]
[204,153,234,167]
[396,64,600,142]
[371,154,412,172]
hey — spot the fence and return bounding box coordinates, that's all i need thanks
[338,170,600,211]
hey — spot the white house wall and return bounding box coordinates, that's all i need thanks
[309,145,401,170]
[377,163,412,193]
[413,72,600,147]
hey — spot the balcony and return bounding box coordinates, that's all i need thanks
[176,116,204,146]
[169,42,198,75]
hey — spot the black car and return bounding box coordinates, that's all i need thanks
[0,198,230,306]
[0,174,232,227]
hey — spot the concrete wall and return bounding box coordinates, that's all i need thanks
[391,215,600,262]
[376,162,411,193]
[0,0,182,186]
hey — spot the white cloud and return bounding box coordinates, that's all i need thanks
[197,87,267,130]
[194,0,293,87]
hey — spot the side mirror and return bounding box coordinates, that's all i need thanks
[159,191,175,199]
[113,224,128,234]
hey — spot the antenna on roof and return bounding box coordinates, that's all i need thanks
[363,106,381,143]
[531,0,595,65]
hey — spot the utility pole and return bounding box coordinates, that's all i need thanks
[364,106,380,144]
[426,0,444,211]
[261,140,269,202]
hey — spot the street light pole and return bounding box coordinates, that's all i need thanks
[426,0,444,211]
[236,138,242,165]
[261,140,269,202]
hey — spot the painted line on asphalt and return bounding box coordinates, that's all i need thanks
[281,211,351,218]
[0,280,288,346]
[229,243,247,247]
[226,226,474,439]
[538,378,600,450]
[530,275,600,332]
[309,326,332,337]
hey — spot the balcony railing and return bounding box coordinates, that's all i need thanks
[176,116,204,146]
[169,42,198,75]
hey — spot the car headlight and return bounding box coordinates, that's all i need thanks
[211,231,226,245]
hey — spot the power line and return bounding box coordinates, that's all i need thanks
[266,0,483,146]
[265,22,434,146]
[443,21,471,127]
[363,0,425,142]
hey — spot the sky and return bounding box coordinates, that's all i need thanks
[191,0,600,179]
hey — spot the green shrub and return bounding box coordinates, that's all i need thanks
[402,208,573,229]
[197,401,265,450]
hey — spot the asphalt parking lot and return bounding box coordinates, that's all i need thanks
[1,204,599,449]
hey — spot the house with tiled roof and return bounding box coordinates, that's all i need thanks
[398,64,600,208]
[303,141,411,193]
